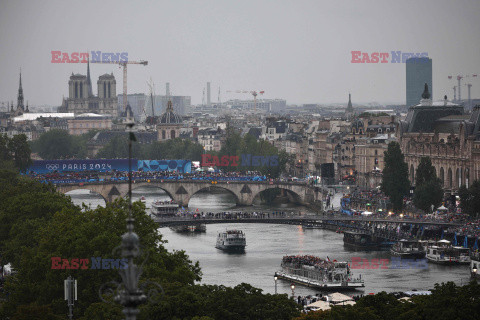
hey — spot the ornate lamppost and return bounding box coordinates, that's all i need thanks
[100,120,162,320]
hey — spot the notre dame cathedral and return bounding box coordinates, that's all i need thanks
[58,61,118,117]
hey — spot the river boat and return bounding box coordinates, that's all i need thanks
[151,200,178,216]
[169,224,206,233]
[276,255,365,290]
[343,231,390,250]
[390,239,426,259]
[425,240,471,265]
[471,251,480,279]
[215,230,246,251]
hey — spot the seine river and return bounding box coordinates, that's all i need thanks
[68,187,471,297]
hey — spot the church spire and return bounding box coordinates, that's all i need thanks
[87,59,93,97]
[17,69,24,110]
[346,93,353,114]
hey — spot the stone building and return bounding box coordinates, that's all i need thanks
[157,100,182,141]
[58,62,118,117]
[397,84,480,194]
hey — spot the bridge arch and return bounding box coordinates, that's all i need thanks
[129,183,176,202]
[252,186,304,205]
[189,185,240,207]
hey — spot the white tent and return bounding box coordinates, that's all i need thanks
[306,300,331,311]
[328,292,354,303]
[361,211,373,216]
[437,205,448,211]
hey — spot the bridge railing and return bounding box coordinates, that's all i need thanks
[43,177,310,186]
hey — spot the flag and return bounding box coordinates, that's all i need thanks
[453,232,457,246]
[326,256,330,262]
[473,238,478,251]
[463,235,468,248]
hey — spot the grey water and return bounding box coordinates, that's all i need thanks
[67,187,471,297]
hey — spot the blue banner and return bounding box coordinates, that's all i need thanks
[28,159,133,174]
[137,160,191,173]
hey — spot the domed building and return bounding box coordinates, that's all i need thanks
[157,100,182,141]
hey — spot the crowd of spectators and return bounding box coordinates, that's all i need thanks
[28,170,277,184]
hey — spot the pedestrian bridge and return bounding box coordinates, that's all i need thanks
[154,215,464,228]
[56,180,321,207]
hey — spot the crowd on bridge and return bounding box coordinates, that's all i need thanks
[173,210,294,220]
[27,169,290,184]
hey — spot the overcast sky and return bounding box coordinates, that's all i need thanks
[0,0,479,107]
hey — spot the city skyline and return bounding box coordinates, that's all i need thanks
[0,0,479,107]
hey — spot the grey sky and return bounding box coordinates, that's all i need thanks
[0,0,479,107]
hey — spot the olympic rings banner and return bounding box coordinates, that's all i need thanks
[28,159,192,174]
[28,159,131,173]
[137,160,191,173]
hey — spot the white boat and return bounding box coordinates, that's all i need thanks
[390,239,426,259]
[215,230,246,251]
[276,255,365,290]
[151,200,178,216]
[426,240,471,265]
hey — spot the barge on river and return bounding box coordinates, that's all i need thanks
[275,255,364,290]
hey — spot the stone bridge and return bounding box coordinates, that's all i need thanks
[56,180,321,207]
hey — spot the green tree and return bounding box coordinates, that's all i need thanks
[415,156,436,186]
[413,157,443,213]
[381,141,410,212]
[0,134,32,172]
[31,129,86,159]
[459,180,480,217]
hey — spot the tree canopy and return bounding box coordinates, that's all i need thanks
[0,134,32,172]
[216,126,290,178]
[294,281,480,320]
[30,129,90,160]
[413,157,443,213]
[459,180,480,217]
[380,142,410,211]
[0,170,299,319]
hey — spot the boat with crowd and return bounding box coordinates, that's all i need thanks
[275,255,365,290]
[215,230,246,252]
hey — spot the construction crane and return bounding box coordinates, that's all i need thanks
[91,59,148,119]
[226,90,265,111]
[448,74,477,102]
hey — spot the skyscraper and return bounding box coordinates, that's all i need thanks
[406,57,432,107]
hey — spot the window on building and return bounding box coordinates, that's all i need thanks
[80,82,83,98]
[103,82,106,98]
[375,149,378,155]
[162,130,166,140]
[75,83,78,98]
[108,82,111,98]
[375,158,378,165]
[171,130,176,139]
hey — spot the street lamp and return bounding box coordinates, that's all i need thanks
[290,283,295,298]
[473,267,477,277]
[274,275,278,294]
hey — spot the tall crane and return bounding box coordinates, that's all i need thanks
[226,90,265,111]
[91,59,148,119]
[448,74,477,102]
